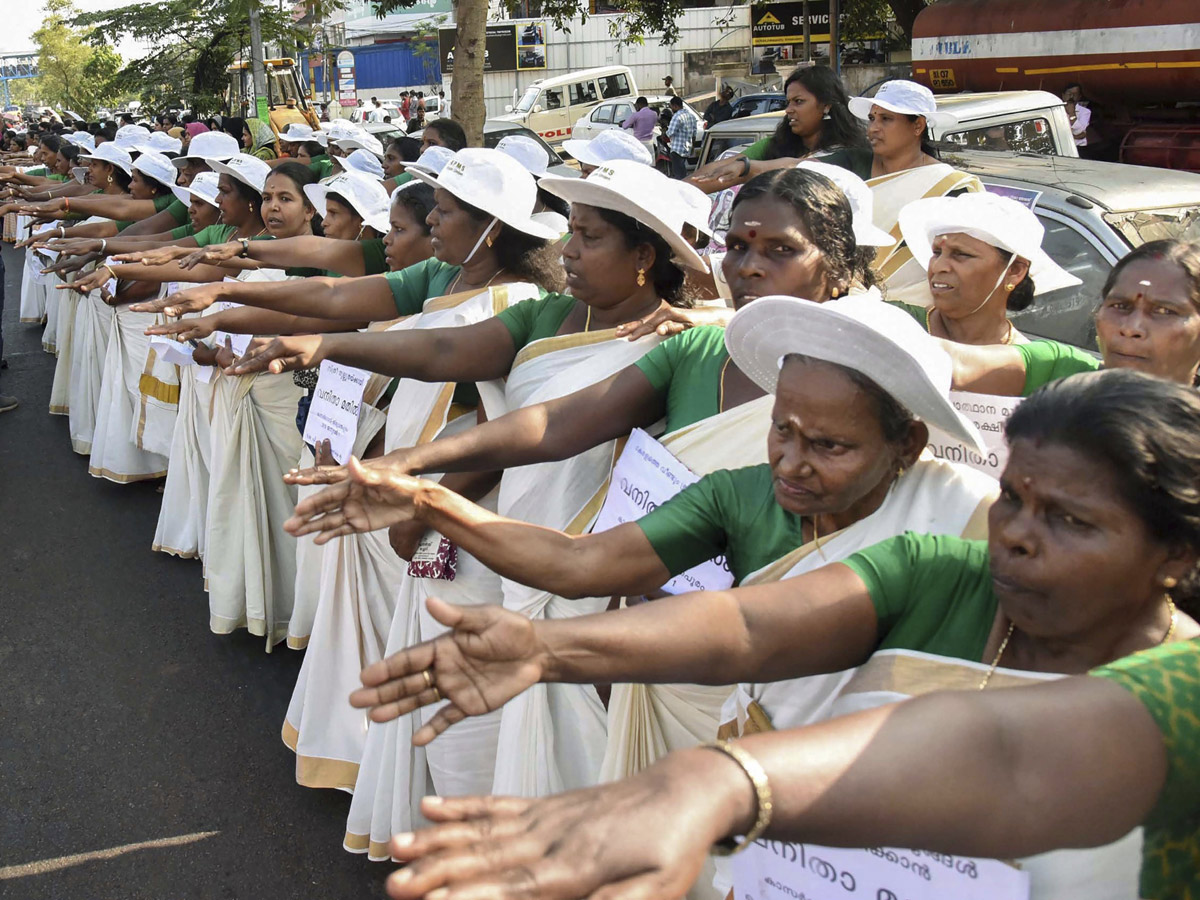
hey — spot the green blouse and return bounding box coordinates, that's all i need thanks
[633,326,729,434]
[495,293,577,349]
[842,532,997,659]
[636,464,805,584]
[192,223,237,247]
[320,238,389,279]
[1092,639,1200,900]
[165,197,190,226]
[308,155,334,179]
[384,257,460,316]
[889,301,1100,397]
[113,194,177,232]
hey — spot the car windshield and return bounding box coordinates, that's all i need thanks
[1103,206,1200,245]
[516,87,541,113]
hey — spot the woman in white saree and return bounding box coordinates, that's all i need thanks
[229,154,707,852]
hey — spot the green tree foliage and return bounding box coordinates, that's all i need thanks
[75,0,345,113]
[30,0,123,116]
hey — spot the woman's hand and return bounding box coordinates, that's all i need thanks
[58,265,112,295]
[284,454,424,541]
[383,747,746,900]
[128,281,224,316]
[113,245,191,268]
[226,334,326,375]
[144,316,217,342]
[349,596,549,740]
[616,304,734,340]
[191,343,221,367]
[213,338,238,370]
[178,241,242,270]
[686,156,751,192]
[387,520,426,560]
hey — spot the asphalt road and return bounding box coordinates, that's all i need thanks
[0,242,392,899]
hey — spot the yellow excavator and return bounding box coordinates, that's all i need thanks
[225,58,320,138]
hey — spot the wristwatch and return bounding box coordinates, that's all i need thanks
[238,237,250,257]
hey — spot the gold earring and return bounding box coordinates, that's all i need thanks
[1164,576,1178,590]
[486,234,494,248]
[1005,283,1015,292]
[107,174,113,184]
[831,286,839,298]
[636,268,646,287]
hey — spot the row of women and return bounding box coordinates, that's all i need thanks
[3,74,1199,900]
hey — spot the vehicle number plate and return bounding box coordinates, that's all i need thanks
[930,68,956,89]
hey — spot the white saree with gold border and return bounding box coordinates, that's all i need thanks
[152,354,214,560]
[205,268,305,650]
[488,327,666,798]
[284,284,536,796]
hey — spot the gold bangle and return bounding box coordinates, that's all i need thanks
[700,740,773,856]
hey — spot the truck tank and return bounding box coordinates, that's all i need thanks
[911,0,1200,105]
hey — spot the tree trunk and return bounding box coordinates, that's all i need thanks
[450,0,488,145]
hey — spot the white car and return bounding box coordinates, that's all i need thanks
[570,94,706,159]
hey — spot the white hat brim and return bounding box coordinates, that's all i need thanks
[408,166,559,240]
[79,151,132,175]
[171,182,218,208]
[207,158,265,194]
[848,95,957,130]
[724,295,986,452]
[538,174,709,273]
[900,199,1082,295]
[303,182,391,234]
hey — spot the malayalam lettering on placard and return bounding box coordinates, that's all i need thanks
[734,838,1030,900]
[592,429,734,594]
[925,390,1021,478]
[301,360,370,464]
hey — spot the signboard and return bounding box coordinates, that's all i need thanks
[751,1,846,46]
[926,390,1022,478]
[336,50,357,107]
[592,429,734,595]
[302,361,370,464]
[734,839,1030,900]
[439,21,547,74]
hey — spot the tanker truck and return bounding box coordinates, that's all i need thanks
[910,0,1200,172]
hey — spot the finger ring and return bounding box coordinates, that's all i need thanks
[422,669,433,689]
[430,686,442,703]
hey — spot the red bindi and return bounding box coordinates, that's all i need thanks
[748,229,757,238]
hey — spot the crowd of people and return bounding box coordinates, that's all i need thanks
[2,73,1198,900]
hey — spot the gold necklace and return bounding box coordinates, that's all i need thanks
[584,305,592,333]
[448,266,502,295]
[717,357,731,411]
[980,595,1179,691]
[928,308,1014,345]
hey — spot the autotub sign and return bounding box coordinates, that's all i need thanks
[751,1,882,45]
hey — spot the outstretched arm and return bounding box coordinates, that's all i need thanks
[383,675,1166,900]
[184,235,373,277]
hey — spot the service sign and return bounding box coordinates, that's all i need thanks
[734,839,1030,900]
[750,1,882,45]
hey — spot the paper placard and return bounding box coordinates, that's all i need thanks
[301,360,370,464]
[209,299,252,358]
[149,335,202,368]
[925,391,1022,478]
[102,255,119,297]
[733,839,1030,900]
[592,428,734,594]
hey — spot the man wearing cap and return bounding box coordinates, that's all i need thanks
[664,96,697,180]
[662,75,677,97]
[704,86,735,128]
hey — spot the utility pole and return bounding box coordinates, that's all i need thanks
[830,0,841,75]
[802,0,810,62]
[248,0,270,123]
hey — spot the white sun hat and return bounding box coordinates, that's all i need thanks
[80,142,133,175]
[674,180,714,239]
[171,130,239,168]
[726,294,985,451]
[305,170,391,234]
[171,170,220,208]
[279,122,327,147]
[404,145,454,178]
[496,134,549,177]
[409,147,559,240]
[540,160,709,272]
[132,151,179,191]
[899,192,1082,295]
[848,79,957,129]
[66,130,96,152]
[562,128,653,168]
[208,153,271,194]
[333,132,385,158]
[132,131,183,155]
[325,120,365,141]
[113,123,152,151]
[332,147,386,179]
[796,159,895,247]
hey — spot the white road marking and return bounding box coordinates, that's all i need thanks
[0,831,220,879]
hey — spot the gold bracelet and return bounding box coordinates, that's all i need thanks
[700,740,773,856]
